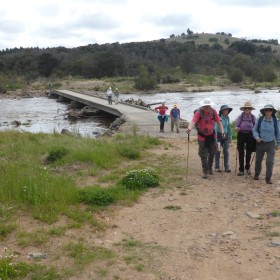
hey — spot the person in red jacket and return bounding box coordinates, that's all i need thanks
[155,102,168,132]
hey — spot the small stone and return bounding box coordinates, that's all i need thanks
[222,231,234,237]
[246,212,261,219]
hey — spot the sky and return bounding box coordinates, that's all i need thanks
[1,0,279,50]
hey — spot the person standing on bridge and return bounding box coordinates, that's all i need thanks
[107,87,113,105]
[114,88,120,104]
[155,102,168,133]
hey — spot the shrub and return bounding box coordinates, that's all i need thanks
[47,147,69,163]
[121,168,159,190]
[79,186,116,206]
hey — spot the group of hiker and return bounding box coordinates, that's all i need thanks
[186,98,280,184]
[106,87,120,105]
[155,103,181,133]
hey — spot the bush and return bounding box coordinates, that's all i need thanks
[228,67,243,83]
[121,168,159,190]
[79,186,116,206]
[47,147,69,163]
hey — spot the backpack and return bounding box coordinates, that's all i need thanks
[257,116,278,138]
[193,107,215,133]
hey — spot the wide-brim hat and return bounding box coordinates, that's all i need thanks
[240,101,255,111]
[219,104,233,115]
[260,104,277,116]
[199,98,215,107]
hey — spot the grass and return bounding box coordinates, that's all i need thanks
[0,130,166,278]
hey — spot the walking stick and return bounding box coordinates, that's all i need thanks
[235,146,238,174]
[221,143,224,172]
[250,152,256,167]
[186,133,190,179]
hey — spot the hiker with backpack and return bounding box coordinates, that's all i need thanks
[252,104,280,184]
[235,101,257,176]
[214,105,233,172]
[186,98,225,179]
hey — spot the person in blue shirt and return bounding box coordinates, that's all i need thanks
[214,105,233,172]
[253,104,280,184]
[170,104,180,133]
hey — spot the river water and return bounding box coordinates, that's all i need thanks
[0,89,278,136]
[126,88,279,121]
[0,97,114,137]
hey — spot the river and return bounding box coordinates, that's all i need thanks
[0,97,114,137]
[126,88,279,121]
[0,89,279,136]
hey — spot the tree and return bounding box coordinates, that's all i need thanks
[134,65,157,90]
[187,28,193,35]
[38,53,59,77]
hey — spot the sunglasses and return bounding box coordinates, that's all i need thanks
[244,107,252,110]
[264,109,273,112]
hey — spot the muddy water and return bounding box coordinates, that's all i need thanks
[126,89,280,121]
[0,97,115,137]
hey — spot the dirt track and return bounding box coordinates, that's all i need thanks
[98,129,280,280]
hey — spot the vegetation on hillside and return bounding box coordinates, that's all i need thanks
[0,32,280,92]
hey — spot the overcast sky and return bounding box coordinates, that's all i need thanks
[1,0,279,50]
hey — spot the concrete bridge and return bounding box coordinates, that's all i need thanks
[51,89,161,133]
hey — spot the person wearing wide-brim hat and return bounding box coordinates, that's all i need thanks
[214,105,233,172]
[170,104,181,133]
[252,104,280,184]
[239,101,255,111]
[235,101,257,176]
[187,98,225,179]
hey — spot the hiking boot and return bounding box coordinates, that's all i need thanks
[202,173,208,179]
[265,178,272,184]
[177,129,179,133]
[209,170,213,175]
[246,169,251,175]
[237,171,244,176]
[225,169,231,173]
[215,168,222,172]
[254,174,259,180]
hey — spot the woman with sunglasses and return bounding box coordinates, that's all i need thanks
[252,104,280,184]
[235,102,257,176]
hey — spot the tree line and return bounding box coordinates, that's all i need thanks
[0,34,279,90]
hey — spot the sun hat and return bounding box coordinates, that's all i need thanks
[240,101,255,111]
[219,104,232,115]
[199,98,215,107]
[260,104,277,116]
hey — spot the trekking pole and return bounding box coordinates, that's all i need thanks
[221,143,224,172]
[186,133,190,179]
[235,146,238,175]
[250,152,256,167]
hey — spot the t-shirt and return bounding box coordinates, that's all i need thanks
[235,113,256,132]
[170,108,180,118]
[192,108,220,141]
[155,105,168,116]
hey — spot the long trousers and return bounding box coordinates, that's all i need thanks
[198,139,216,174]
[237,132,255,172]
[171,117,179,132]
[215,139,230,170]
[254,141,275,179]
